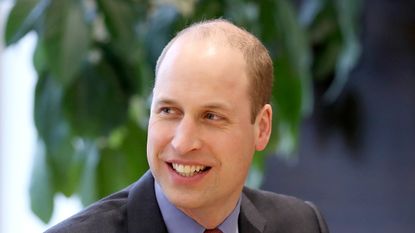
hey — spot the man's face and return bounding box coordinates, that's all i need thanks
[147,36,267,215]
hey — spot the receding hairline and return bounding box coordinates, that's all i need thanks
[155,19,256,76]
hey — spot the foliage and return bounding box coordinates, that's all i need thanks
[4,0,361,223]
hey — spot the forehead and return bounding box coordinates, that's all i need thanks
[156,35,248,89]
[153,35,250,110]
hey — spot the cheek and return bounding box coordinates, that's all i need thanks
[147,122,170,160]
[226,132,255,168]
[213,130,255,164]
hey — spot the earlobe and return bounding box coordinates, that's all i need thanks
[255,104,272,151]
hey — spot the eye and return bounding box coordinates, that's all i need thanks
[157,106,183,119]
[159,107,178,116]
[205,112,222,121]
[160,107,172,114]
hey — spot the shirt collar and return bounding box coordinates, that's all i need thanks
[155,181,240,233]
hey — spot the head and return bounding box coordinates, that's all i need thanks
[155,19,273,122]
[147,19,273,226]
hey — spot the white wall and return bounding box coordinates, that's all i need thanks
[0,2,81,232]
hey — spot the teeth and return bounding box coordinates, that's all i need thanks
[172,163,206,177]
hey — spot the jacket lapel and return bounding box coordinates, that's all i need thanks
[126,173,269,233]
[239,189,267,233]
[127,171,168,233]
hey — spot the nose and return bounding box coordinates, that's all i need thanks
[171,117,202,155]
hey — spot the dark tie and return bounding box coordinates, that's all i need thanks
[204,229,223,233]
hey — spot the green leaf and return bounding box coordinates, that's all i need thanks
[192,0,226,21]
[129,95,150,128]
[324,0,361,102]
[259,0,312,155]
[34,74,64,150]
[258,0,279,47]
[273,56,302,155]
[42,0,90,86]
[313,37,342,79]
[97,120,148,197]
[247,150,267,188]
[46,126,81,197]
[225,1,259,35]
[34,74,81,196]
[4,0,49,45]
[274,0,313,116]
[145,5,182,68]
[96,0,138,55]
[97,148,131,197]
[307,2,341,80]
[33,40,48,73]
[118,120,149,179]
[298,0,324,27]
[96,0,135,41]
[96,0,151,97]
[78,141,100,206]
[63,59,129,138]
[30,140,54,223]
[246,159,264,188]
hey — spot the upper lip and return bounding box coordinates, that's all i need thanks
[165,159,212,168]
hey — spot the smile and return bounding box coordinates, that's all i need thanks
[171,163,210,177]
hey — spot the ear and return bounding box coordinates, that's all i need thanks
[254,104,272,151]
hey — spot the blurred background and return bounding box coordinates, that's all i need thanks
[1,0,414,232]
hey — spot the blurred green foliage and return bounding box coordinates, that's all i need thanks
[4,0,361,223]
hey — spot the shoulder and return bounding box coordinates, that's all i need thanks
[45,186,131,233]
[243,187,311,213]
[241,187,329,233]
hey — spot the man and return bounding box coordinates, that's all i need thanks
[46,19,329,233]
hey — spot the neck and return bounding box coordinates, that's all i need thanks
[178,196,240,229]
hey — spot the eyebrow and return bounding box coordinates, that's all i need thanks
[153,98,177,106]
[153,98,232,112]
[202,103,232,112]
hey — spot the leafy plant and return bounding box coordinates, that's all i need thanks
[4,0,361,222]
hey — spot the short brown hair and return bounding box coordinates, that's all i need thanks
[155,19,273,123]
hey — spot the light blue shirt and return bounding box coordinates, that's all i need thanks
[155,182,240,233]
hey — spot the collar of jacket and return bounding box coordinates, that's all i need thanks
[126,171,266,233]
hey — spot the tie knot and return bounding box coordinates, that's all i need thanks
[204,228,223,233]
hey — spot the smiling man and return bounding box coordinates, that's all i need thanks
[46,19,329,233]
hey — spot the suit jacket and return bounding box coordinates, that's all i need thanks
[45,171,329,233]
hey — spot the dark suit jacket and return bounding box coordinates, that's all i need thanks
[45,171,329,233]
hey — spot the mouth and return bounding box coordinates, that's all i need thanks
[168,162,211,177]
